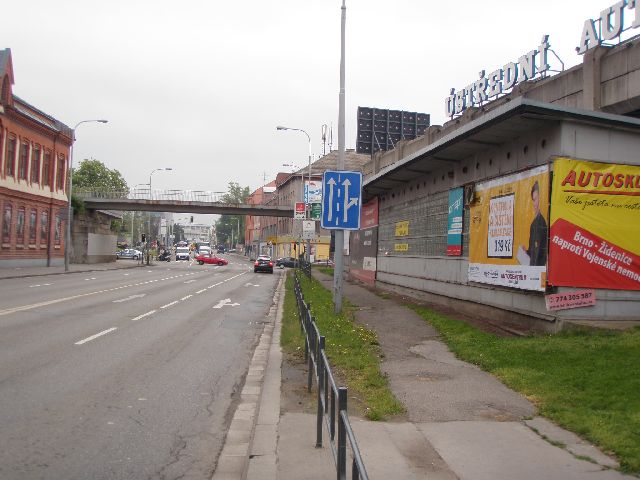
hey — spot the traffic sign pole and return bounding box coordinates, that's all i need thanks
[335,0,347,314]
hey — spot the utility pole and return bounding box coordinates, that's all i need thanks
[334,0,346,314]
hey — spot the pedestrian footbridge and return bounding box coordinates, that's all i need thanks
[75,188,293,217]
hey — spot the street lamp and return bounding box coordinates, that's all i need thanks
[65,119,108,272]
[277,125,312,262]
[147,167,172,264]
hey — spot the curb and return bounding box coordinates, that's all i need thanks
[213,273,284,480]
[0,262,146,280]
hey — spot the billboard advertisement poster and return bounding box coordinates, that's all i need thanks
[468,165,550,291]
[447,188,464,256]
[360,197,379,229]
[294,202,305,219]
[548,158,640,290]
[305,180,322,204]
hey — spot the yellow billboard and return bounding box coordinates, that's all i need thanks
[468,165,550,291]
[548,158,640,290]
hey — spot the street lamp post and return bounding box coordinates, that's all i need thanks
[64,119,108,272]
[147,167,172,264]
[277,126,312,263]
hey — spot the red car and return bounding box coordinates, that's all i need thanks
[195,254,228,266]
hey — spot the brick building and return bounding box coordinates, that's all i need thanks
[0,49,73,267]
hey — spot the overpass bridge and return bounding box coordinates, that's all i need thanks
[75,188,293,217]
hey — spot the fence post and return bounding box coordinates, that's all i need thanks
[337,387,347,480]
[316,336,325,448]
[307,315,315,393]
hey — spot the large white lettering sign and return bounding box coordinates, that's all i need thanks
[577,0,640,54]
[444,36,551,118]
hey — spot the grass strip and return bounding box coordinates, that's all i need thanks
[280,271,403,420]
[408,304,640,474]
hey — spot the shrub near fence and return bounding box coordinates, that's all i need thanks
[294,272,369,480]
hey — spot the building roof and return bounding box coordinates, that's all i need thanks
[279,149,370,188]
[363,97,640,200]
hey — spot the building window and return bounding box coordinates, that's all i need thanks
[16,207,25,244]
[4,136,16,177]
[41,210,48,243]
[31,145,41,184]
[2,204,11,243]
[56,155,66,191]
[18,141,29,180]
[42,150,51,186]
[29,209,37,244]
[54,213,62,245]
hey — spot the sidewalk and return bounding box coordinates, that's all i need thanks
[233,269,634,480]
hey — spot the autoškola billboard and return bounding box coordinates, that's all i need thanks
[548,158,640,290]
[468,165,550,291]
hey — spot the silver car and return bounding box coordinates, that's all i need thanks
[116,248,143,260]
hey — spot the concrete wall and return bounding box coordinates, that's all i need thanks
[71,211,118,264]
[372,121,640,328]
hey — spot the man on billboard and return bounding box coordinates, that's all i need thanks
[518,180,548,266]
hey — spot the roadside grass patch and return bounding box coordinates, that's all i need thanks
[280,271,403,420]
[408,304,640,474]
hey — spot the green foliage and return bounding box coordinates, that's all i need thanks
[282,271,404,420]
[409,305,640,474]
[70,194,86,215]
[72,159,128,192]
[215,182,250,245]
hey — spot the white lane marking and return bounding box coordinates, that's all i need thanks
[84,277,97,281]
[0,269,215,317]
[75,327,117,345]
[180,295,192,301]
[196,289,207,294]
[124,273,129,276]
[131,310,156,321]
[29,284,51,287]
[244,282,260,287]
[184,280,195,284]
[213,298,240,309]
[113,294,147,303]
[161,301,178,309]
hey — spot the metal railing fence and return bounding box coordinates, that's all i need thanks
[293,272,369,480]
[74,188,227,203]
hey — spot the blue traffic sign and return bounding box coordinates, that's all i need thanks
[321,170,362,230]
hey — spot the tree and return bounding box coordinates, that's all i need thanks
[71,159,129,229]
[72,159,128,192]
[216,182,250,245]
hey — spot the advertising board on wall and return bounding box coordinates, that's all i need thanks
[447,188,464,256]
[468,165,550,291]
[548,158,640,290]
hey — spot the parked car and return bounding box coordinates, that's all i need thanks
[116,248,142,260]
[254,255,274,274]
[275,257,297,268]
[176,246,190,261]
[195,253,228,266]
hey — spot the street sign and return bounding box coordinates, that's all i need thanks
[294,202,305,219]
[321,170,362,230]
[310,203,322,220]
[305,180,323,203]
[302,220,316,239]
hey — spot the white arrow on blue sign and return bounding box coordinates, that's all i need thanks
[321,170,362,230]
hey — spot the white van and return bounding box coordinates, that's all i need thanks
[176,247,190,261]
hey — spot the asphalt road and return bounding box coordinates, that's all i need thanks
[0,257,281,480]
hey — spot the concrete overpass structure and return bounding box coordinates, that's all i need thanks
[75,189,294,218]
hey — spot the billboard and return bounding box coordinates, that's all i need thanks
[305,180,322,204]
[548,158,640,290]
[447,188,464,256]
[468,165,550,291]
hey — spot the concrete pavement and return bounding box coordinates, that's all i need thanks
[234,268,634,479]
[3,262,633,479]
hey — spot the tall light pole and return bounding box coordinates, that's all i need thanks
[147,167,172,264]
[64,119,108,272]
[277,125,312,262]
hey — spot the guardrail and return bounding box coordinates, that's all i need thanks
[293,272,369,480]
[298,258,312,278]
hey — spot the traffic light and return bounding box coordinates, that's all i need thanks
[141,233,146,243]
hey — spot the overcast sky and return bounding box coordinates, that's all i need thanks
[5,0,623,201]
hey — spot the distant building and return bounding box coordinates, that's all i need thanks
[0,49,73,267]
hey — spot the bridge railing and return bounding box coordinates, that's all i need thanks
[74,188,227,203]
